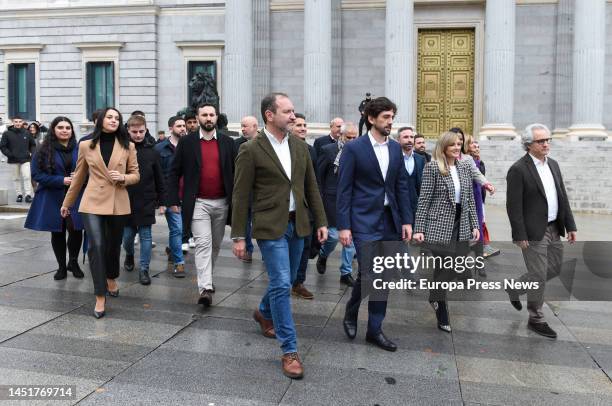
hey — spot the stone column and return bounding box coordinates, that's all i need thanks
[480,0,517,140]
[567,0,608,141]
[384,0,414,126]
[222,0,253,122]
[551,0,573,137]
[304,0,332,124]
[253,0,270,117]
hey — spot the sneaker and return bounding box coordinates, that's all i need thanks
[139,269,151,285]
[181,243,189,253]
[151,241,157,248]
[16,195,23,203]
[24,195,32,203]
[527,321,557,339]
[172,263,186,278]
[291,283,314,300]
[188,237,196,248]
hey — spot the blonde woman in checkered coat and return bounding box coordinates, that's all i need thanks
[413,131,480,333]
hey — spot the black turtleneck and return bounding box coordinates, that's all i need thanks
[100,132,116,167]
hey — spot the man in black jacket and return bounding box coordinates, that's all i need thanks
[313,117,343,156]
[0,115,35,202]
[167,103,237,307]
[506,123,577,339]
[155,116,187,277]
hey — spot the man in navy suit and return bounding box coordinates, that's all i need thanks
[397,126,425,217]
[337,97,413,351]
[313,117,343,156]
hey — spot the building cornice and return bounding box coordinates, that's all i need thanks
[0,44,45,51]
[0,5,159,19]
[175,41,225,50]
[73,42,125,50]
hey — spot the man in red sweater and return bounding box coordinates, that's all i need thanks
[167,103,237,306]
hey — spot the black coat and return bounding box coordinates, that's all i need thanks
[126,138,166,227]
[167,131,237,235]
[506,153,576,242]
[0,126,36,163]
[317,142,339,227]
[313,134,336,157]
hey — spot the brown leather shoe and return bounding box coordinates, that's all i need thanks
[281,352,304,379]
[291,283,314,300]
[253,310,276,338]
[172,263,186,278]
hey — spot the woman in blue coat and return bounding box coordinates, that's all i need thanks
[25,116,84,280]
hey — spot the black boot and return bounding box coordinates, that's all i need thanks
[67,258,84,278]
[139,269,151,285]
[124,254,135,272]
[53,266,68,280]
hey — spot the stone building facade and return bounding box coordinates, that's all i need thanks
[0,0,610,213]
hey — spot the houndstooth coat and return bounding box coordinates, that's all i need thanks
[414,159,479,244]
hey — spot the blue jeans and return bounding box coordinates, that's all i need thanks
[165,208,184,265]
[122,225,152,270]
[319,226,356,276]
[257,221,304,354]
[245,210,254,254]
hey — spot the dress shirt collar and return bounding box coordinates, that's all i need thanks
[368,131,389,146]
[264,127,288,145]
[529,153,548,166]
[199,128,217,140]
[403,150,414,159]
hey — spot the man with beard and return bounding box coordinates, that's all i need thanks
[0,115,36,202]
[184,111,199,135]
[397,127,425,217]
[337,97,413,352]
[167,103,237,306]
[231,93,327,379]
[413,133,431,162]
[155,116,188,277]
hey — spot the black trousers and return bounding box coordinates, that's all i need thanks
[50,218,83,269]
[358,116,366,136]
[428,204,470,302]
[81,213,126,296]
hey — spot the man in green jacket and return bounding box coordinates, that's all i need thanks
[232,93,327,380]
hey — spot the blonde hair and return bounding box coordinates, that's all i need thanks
[433,131,460,176]
[463,133,474,155]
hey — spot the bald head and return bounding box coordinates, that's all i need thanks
[240,115,258,139]
[330,117,344,140]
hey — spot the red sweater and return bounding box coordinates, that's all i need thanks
[197,138,225,199]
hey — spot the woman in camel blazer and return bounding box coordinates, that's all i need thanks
[61,107,139,318]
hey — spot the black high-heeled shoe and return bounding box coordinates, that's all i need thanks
[106,281,119,297]
[430,301,451,333]
[94,297,106,319]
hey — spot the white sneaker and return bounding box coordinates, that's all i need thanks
[152,241,157,248]
[182,243,190,252]
[188,237,196,248]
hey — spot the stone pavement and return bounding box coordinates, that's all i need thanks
[1,161,612,405]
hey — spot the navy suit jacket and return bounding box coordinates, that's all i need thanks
[402,151,426,221]
[336,135,413,240]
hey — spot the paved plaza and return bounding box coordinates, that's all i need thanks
[0,161,611,405]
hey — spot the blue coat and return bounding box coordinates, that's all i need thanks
[24,148,83,232]
[336,135,413,241]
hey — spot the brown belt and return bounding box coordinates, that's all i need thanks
[288,211,296,223]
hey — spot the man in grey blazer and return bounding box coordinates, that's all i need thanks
[506,123,577,339]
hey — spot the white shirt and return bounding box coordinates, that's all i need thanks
[403,150,415,175]
[368,132,390,206]
[530,153,558,222]
[449,165,461,204]
[199,128,217,140]
[264,128,295,211]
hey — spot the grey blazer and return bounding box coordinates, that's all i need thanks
[414,159,479,244]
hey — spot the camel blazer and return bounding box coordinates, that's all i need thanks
[62,138,140,215]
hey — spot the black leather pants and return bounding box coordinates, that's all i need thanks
[81,213,126,296]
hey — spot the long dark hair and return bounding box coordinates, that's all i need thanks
[89,107,130,150]
[37,116,77,173]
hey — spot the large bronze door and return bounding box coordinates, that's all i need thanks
[417,29,475,138]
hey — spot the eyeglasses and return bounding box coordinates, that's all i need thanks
[534,138,552,145]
